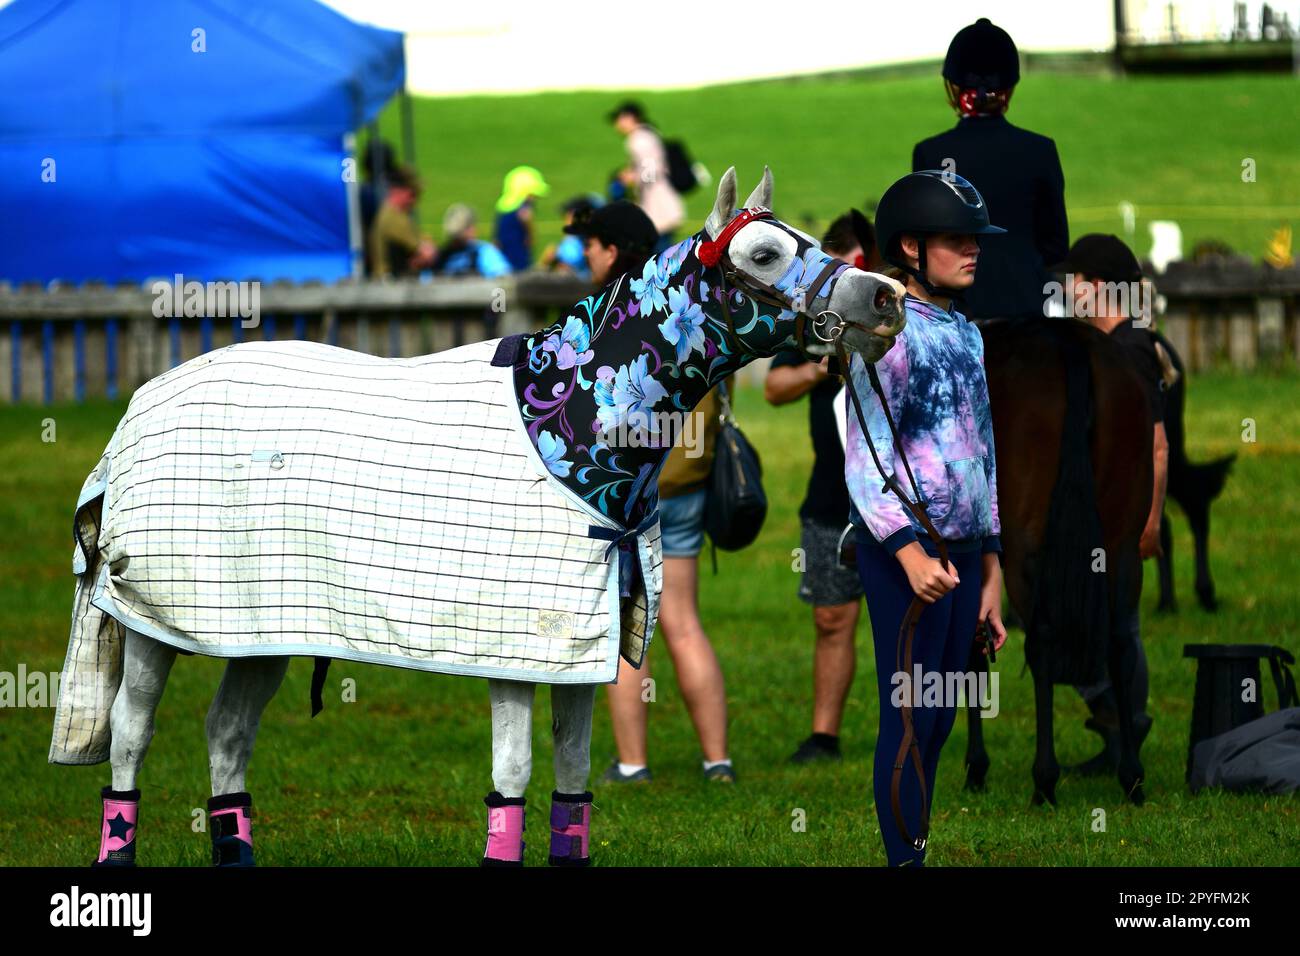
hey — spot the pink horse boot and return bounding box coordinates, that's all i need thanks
[548,790,592,867]
[91,786,140,867]
[482,792,526,867]
[208,792,255,867]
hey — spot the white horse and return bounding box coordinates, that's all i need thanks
[53,167,905,866]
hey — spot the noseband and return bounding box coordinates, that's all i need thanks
[697,206,850,361]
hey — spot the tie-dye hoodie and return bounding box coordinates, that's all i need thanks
[845,295,1000,555]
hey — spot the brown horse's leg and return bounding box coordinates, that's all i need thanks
[1030,666,1059,806]
[963,641,990,791]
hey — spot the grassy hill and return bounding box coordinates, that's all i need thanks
[378,71,1299,263]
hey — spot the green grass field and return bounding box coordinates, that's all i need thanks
[2,69,1297,867]
[384,70,1300,263]
[1,363,1297,867]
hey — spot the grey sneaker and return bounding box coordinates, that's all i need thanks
[600,760,653,783]
[703,762,737,783]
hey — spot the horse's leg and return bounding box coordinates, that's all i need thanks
[484,678,536,866]
[549,682,597,866]
[962,641,990,792]
[204,655,290,866]
[94,627,179,866]
[1186,496,1219,611]
[1155,511,1177,613]
[1030,666,1059,807]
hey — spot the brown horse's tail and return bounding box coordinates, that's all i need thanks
[1025,328,1109,685]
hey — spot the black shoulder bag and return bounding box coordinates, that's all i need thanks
[704,379,767,561]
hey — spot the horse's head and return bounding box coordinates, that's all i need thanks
[692,166,905,365]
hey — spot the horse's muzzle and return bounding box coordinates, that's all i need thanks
[829,271,906,364]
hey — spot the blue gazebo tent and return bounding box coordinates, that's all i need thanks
[0,0,405,284]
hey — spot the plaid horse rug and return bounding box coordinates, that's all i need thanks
[51,338,662,765]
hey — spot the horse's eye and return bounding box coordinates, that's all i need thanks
[751,248,778,266]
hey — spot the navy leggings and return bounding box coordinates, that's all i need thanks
[856,530,984,867]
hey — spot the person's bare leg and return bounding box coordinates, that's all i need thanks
[658,556,728,763]
[811,602,860,736]
[605,653,649,766]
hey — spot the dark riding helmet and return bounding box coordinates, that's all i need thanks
[874,170,1006,295]
[943,17,1019,90]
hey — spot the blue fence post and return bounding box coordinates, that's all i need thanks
[42,320,54,404]
[262,315,276,340]
[9,322,19,403]
[201,316,213,354]
[74,320,86,402]
[169,317,181,368]
[232,316,243,344]
[106,318,118,400]
[294,314,306,340]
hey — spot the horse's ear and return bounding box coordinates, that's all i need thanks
[704,166,737,239]
[742,165,773,210]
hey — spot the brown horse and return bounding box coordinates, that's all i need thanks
[962,317,1153,806]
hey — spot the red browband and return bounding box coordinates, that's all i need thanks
[697,206,773,267]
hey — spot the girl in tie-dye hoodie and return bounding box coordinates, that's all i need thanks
[844,170,1007,867]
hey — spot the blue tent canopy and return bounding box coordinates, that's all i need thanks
[0,0,405,284]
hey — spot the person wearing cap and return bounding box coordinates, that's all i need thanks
[494,165,550,272]
[846,170,1007,866]
[912,18,1069,322]
[765,210,882,765]
[367,165,435,279]
[571,203,737,784]
[609,101,686,253]
[431,203,512,278]
[1055,233,1164,774]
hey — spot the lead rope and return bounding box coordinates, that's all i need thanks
[835,336,950,855]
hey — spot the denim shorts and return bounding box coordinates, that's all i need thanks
[659,487,707,557]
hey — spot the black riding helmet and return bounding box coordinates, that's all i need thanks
[874,170,1006,297]
[943,17,1019,90]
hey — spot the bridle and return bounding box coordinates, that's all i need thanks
[697,206,853,362]
[700,206,988,856]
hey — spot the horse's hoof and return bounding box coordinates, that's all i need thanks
[1155,600,1177,615]
[1031,788,1057,807]
[964,758,989,792]
[1197,591,1219,613]
[1126,781,1146,806]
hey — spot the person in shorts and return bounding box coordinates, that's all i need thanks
[764,210,879,763]
[600,375,737,784]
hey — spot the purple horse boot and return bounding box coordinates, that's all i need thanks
[548,790,592,866]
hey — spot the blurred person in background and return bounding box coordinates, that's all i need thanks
[367,165,435,278]
[431,203,512,278]
[494,165,550,272]
[765,210,880,764]
[564,203,735,784]
[359,140,399,274]
[609,101,685,254]
[912,18,1069,322]
[538,195,603,279]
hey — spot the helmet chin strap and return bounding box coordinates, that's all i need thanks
[897,238,966,304]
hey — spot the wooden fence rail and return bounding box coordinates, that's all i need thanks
[1,263,1297,404]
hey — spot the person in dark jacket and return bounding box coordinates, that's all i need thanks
[912,18,1069,321]
[1054,233,1164,774]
